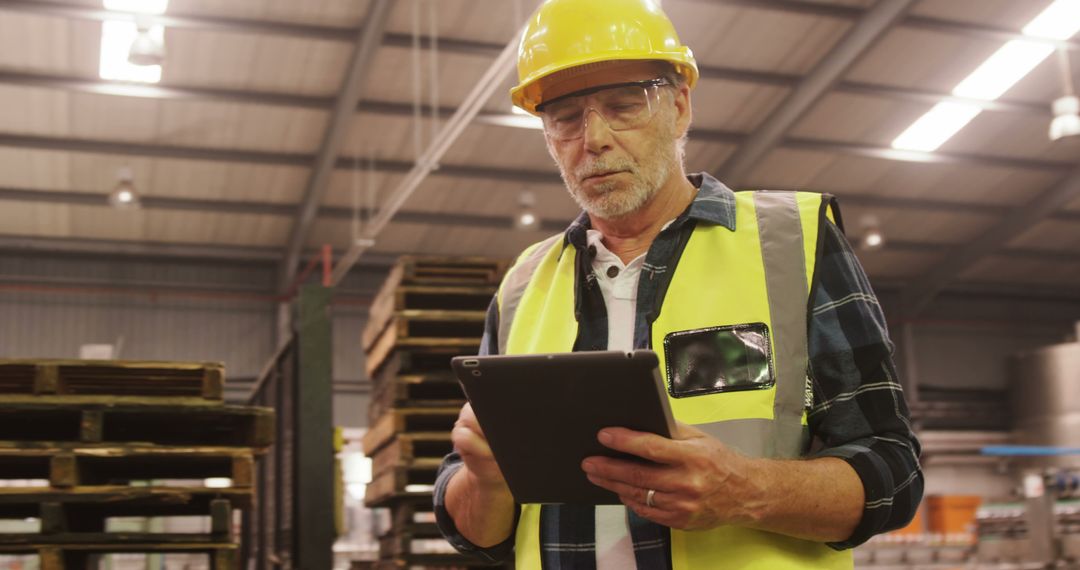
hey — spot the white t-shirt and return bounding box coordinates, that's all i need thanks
[586,228,643,570]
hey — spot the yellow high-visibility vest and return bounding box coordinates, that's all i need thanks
[496,191,854,569]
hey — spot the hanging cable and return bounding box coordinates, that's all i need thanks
[411,0,424,161]
[429,0,440,153]
[351,155,362,241]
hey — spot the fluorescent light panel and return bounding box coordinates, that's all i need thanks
[892,102,982,152]
[1023,0,1080,40]
[893,0,1080,152]
[103,0,169,15]
[952,40,1055,100]
[99,20,163,83]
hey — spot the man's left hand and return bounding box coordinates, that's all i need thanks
[582,422,768,530]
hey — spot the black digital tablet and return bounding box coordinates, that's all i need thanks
[451,350,676,505]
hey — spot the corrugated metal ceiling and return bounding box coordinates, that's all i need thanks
[0,0,1076,299]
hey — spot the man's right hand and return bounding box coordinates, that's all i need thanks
[451,402,510,491]
[444,402,516,548]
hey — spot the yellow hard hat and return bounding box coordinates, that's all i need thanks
[511,0,699,115]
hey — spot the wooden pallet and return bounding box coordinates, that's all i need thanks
[363,309,487,353]
[394,257,507,287]
[363,284,495,351]
[0,543,237,570]
[0,403,274,447]
[0,445,255,488]
[362,408,460,456]
[368,374,464,422]
[0,487,253,519]
[0,496,234,542]
[369,347,477,384]
[0,360,224,404]
[364,465,441,508]
[365,339,480,379]
[371,434,452,480]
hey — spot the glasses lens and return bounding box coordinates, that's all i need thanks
[541,82,661,141]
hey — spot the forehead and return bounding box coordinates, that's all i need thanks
[538,60,667,106]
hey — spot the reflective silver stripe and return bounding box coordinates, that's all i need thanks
[497,234,564,353]
[696,419,810,458]
[754,191,811,458]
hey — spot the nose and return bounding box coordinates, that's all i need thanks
[582,108,614,155]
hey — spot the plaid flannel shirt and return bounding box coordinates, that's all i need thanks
[433,173,923,568]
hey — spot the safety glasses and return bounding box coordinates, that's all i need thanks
[537,78,671,141]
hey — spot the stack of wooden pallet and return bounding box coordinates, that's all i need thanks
[358,256,508,570]
[0,359,274,569]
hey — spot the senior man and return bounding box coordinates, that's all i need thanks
[433,0,922,568]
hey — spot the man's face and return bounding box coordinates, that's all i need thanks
[540,64,688,220]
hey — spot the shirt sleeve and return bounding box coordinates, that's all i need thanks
[432,294,518,562]
[806,219,924,550]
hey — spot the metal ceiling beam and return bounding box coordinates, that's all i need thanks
[696,0,1080,50]
[901,163,1080,315]
[0,186,567,232]
[0,128,1074,184]
[279,0,392,291]
[0,234,402,268]
[0,70,333,109]
[782,138,1073,173]
[0,63,1050,119]
[0,130,1070,185]
[885,239,1080,264]
[0,133,310,166]
[6,183,1080,232]
[0,0,356,41]
[0,234,282,262]
[717,0,916,187]
[5,0,1077,50]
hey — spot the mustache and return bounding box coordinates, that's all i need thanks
[575,160,635,181]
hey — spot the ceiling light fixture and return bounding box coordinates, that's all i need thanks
[103,0,169,14]
[128,15,166,66]
[892,0,1080,152]
[109,167,142,209]
[858,215,885,251]
[891,102,982,152]
[515,190,540,230]
[99,20,164,83]
[99,0,168,83]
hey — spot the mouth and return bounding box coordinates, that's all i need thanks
[582,170,627,182]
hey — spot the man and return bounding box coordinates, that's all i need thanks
[433,0,922,568]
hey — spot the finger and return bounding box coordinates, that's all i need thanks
[582,456,685,493]
[457,403,486,436]
[623,498,687,529]
[452,425,494,458]
[585,473,666,509]
[596,428,685,465]
[673,421,707,440]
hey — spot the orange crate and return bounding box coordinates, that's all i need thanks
[889,503,924,536]
[926,495,982,535]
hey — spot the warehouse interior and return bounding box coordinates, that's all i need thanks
[1,0,1080,568]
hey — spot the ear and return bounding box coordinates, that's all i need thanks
[672,83,692,138]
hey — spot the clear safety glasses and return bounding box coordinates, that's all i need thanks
[537,78,671,141]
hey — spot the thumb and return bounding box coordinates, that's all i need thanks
[674,421,708,440]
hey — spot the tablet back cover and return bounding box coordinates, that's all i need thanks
[454,350,674,504]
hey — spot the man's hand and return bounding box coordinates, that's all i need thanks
[445,402,516,548]
[451,402,510,492]
[581,422,768,531]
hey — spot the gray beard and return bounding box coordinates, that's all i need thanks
[559,143,675,220]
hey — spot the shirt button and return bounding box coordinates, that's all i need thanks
[606,265,620,278]
[587,245,597,258]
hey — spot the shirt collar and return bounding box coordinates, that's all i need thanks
[563,172,737,249]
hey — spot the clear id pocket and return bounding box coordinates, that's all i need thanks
[663,323,775,398]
